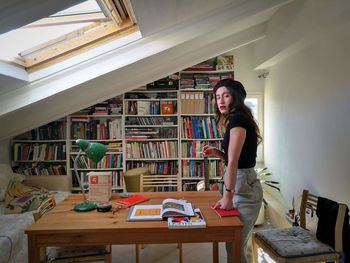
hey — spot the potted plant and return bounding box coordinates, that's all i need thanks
[254,167,280,225]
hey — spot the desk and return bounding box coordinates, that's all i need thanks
[26,191,243,263]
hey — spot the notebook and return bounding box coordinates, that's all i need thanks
[116,195,150,207]
[213,207,240,217]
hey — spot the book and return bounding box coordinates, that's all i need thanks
[127,198,194,221]
[116,194,150,207]
[213,207,240,217]
[87,172,112,202]
[137,101,150,115]
[167,208,206,229]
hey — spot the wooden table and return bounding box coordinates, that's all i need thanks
[26,191,243,263]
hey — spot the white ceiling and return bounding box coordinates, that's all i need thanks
[0,0,291,140]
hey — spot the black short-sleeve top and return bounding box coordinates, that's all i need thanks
[222,112,257,168]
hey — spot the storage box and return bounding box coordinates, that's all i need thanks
[88,171,112,202]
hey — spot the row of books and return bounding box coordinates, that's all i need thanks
[182,159,224,178]
[181,141,222,158]
[15,121,66,140]
[125,91,177,99]
[125,127,177,140]
[72,153,123,169]
[180,91,215,114]
[13,164,67,176]
[106,141,123,152]
[125,161,178,175]
[73,102,123,116]
[13,143,66,161]
[72,170,124,188]
[180,74,217,89]
[181,116,223,139]
[126,100,177,115]
[125,116,177,126]
[71,118,122,140]
[146,76,179,89]
[31,121,67,140]
[180,72,233,88]
[126,141,178,159]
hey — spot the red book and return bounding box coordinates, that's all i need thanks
[213,207,240,217]
[116,195,150,207]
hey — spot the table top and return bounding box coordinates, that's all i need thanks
[26,191,243,234]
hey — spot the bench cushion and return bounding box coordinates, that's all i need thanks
[255,226,335,257]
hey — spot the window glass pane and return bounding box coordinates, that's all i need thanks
[245,98,258,120]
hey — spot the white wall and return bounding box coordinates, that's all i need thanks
[227,43,264,93]
[257,0,350,207]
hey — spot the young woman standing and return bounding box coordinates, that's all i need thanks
[203,79,263,263]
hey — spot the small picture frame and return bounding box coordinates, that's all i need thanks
[161,103,174,114]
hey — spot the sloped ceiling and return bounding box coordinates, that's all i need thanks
[0,0,290,141]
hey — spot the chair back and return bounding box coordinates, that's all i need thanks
[300,189,318,228]
[33,195,56,222]
[124,167,149,192]
[140,174,181,192]
[300,189,347,251]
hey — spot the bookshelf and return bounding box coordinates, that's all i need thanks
[11,120,68,181]
[179,69,233,190]
[11,57,235,192]
[68,96,124,192]
[124,85,179,181]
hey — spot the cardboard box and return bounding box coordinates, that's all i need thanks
[88,171,112,202]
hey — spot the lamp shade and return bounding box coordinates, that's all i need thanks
[76,139,107,163]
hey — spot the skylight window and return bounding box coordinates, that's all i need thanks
[0,0,138,73]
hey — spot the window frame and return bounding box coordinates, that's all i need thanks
[245,92,264,163]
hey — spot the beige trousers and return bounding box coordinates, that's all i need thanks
[224,168,262,263]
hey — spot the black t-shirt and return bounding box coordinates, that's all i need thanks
[222,112,257,168]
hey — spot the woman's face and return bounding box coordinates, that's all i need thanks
[215,86,233,114]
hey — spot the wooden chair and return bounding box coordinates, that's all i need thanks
[34,196,112,263]
[139,174,182,193]
[252,189,347,263]
[135,174,183,263]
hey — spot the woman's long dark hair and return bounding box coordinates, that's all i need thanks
[213,79,262,145]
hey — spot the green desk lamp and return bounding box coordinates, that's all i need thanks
[73,139,107,212]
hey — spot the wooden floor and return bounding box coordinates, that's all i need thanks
[111,243,228,263]
[110,223,273,263]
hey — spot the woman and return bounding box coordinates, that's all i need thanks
[203,79,263,263]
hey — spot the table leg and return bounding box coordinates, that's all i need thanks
[27,235,41,263]
[232,230,242,263]
[212,242,219,263]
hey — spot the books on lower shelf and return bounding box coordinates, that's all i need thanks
[167,208,206,229]
[127,198,194,221]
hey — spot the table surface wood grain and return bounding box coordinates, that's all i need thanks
[26,191,243,263]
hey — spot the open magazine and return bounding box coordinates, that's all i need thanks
[127,198,194,221]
